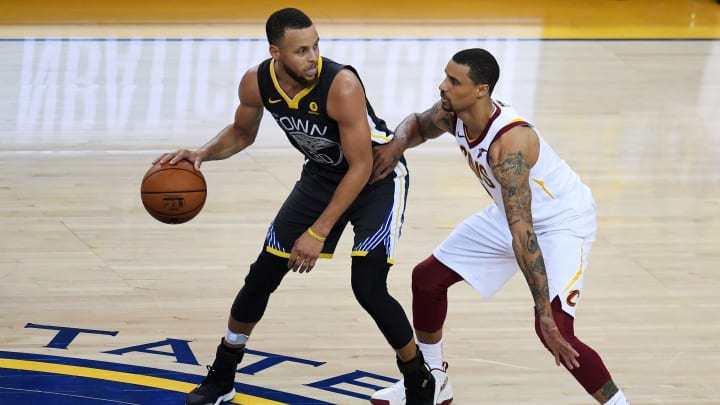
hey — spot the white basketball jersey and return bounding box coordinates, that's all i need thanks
[454,100,595,229]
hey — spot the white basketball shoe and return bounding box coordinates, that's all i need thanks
[370,362,453,405]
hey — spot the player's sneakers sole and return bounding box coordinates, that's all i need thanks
[186,365,237,405]
[186,387,235,405]
[370,363,453,405]
[370,379,405,405]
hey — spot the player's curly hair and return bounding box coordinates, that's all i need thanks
[266,8,313,46]
[452,48,500,95]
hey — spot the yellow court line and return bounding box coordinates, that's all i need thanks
[0,358,286,405]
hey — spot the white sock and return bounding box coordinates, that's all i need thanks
[603,389,629,405]
[417,339,443,370]
[225,328,249,346]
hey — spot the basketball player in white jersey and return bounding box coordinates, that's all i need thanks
[368,48,630,405]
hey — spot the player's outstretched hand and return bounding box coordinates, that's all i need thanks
[153,149,204,171]
[538,315,580,369]
[370,142,403,183]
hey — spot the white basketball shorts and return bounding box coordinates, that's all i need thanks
[432,204,596,317]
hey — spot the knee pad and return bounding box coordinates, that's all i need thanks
[242,251,289,294]
[412,255,463,333]
[350,252,390,310]
[351,251,412,349]
[230,251,289,323]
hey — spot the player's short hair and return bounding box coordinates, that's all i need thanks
[266,8,314,46]
[452,48,500,94]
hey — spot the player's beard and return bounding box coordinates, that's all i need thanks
[286,65,317,88]
[440,95,454,112]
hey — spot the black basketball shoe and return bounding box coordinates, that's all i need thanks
[186,340,245,405]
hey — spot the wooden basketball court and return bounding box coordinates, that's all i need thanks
[1,1,719,404]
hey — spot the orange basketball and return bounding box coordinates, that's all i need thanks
[140,160,207,224]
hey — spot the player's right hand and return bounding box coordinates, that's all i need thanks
[288,231,324,274]
[153,149,204,171]
[538,315,580,369]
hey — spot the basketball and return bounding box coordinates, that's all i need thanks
[140,160,207,224]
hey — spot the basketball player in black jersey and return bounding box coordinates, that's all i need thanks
[154,8,436,405]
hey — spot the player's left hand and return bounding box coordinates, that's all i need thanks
[288,232,324,273]
[538,315,580,369]
[370,143,403,183]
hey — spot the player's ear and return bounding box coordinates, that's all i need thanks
[269,44,280,60]
[476,83,490,98]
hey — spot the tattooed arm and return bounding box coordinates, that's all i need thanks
[489,125,580,370]
[370,101,454,182]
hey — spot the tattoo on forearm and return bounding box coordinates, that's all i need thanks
[599,380,619,401]
[531,255,546,275]
[529,255,549,311]
[412,113,428,142]
[494,151,551,312]
[528,278,543,307]
[527,230,539,253]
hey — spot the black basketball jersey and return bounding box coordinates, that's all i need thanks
[257,56,393,176]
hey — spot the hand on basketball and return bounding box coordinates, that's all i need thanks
[153,149,204,171]
[370,143,403,184]
[538,315,580,369]
[288,231,324,273]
